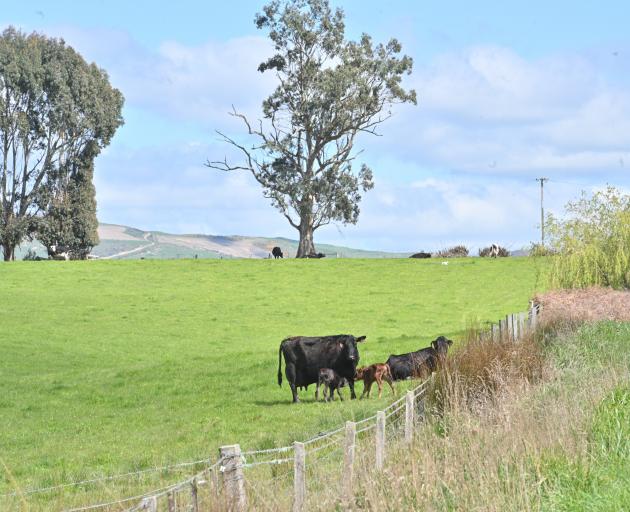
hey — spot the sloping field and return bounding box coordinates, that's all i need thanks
[0,257,546,506]
[92,223,409,259]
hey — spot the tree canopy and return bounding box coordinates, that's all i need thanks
[208,0,416,257]
[0,27,124,260]
[546,186,630,289]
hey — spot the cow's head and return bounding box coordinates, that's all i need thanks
[338,335,366,365]
[432,336,453,356]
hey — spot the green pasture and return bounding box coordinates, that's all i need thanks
[0,257,546,499]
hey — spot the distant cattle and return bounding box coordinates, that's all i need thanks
[278,334,366,403]
[47,244,70,261]
[386,336,453,381]
[316,368,348,401]
[489,243,500,258]
[272,246,283,259]
[410,252,431,259]
[355,363,395,399]
[306,252,326,258]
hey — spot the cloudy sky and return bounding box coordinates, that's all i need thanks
[4,1,629,252]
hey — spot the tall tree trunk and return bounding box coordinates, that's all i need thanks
[296,221,316,258]
[2,241,14,261]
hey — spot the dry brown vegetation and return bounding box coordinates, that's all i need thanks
[427,327,546,416]
[534,287,630,323]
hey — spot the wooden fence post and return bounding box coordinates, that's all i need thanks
[405,391,415,444]
[375,411,386,470]
[343,421,356,504]
[530,303,538,330]
[506,314,513,341]
[220,444,246,512]
[512,314,519,340]
[167,491,175,512]
[190,478,198,512]
[139,496,157,512]
[491,323,499,342]
[293,442,305,512]
[498,318,504,341]
[518,312,526,339]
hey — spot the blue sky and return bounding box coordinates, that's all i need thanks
[3,1,630,251]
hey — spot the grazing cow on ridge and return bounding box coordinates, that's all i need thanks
[355,363,395,398]
[272,246,283,259]
[278,334,366,403]
[489,243,500,258]
[316,368,348,401]
[386,336,453,381]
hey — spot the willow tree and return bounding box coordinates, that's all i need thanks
[207,0,416,257]
[0,28,123,260]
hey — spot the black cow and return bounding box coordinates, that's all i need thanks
[410,252,431,259]
[305,252,326,258]
[386,336,453,380]
[316,368,348,402]
[272,246,283,259]
[278,334,366,403]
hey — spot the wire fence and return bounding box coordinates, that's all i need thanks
[7,304,540,511]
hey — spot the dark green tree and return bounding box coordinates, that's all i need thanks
[0,27,123,261]
[207,0,416,257]
[37,142,100,259]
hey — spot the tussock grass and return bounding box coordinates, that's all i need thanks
[427,326,546,416]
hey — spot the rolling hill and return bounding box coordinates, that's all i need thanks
[16,223,409,260]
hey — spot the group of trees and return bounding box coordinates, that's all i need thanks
[2,0,414,260]
[0,27,123,260]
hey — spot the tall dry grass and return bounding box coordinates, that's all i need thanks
[301,313,628,511]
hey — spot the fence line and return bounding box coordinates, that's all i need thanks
[0,458,214,499]
[36,302,540,511]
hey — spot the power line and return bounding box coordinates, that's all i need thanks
[535,177,548,245]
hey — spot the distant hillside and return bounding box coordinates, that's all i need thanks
[12,224,529,260]
[56,224,409,260]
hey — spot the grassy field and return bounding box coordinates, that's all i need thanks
[0,257,546,505]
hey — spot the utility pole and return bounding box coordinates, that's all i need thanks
[536,177,548,245]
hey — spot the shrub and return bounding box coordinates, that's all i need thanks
[22,249,39,261]
[529,243,556,257]
[435,245,469,258]
[546,186,630,289]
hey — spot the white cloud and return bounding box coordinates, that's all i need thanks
[369,45,630,177]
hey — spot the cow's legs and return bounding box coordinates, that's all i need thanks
[386,376,396,395]
[348,380,357,399]
[289,381,300,403]
[285,364,299,403]
[337,387,344,401]
[377,378,384,398]
[360,379,368,399]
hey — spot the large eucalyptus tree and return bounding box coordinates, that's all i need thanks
[207,0,416,257]
[0,27,123,260]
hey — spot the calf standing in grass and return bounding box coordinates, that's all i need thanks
[316,368,348,401]
[355,363,395,399]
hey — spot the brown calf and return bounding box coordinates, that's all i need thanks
[355,363,395,399]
